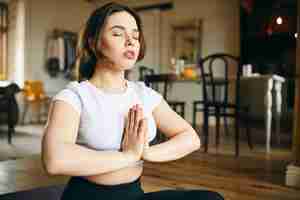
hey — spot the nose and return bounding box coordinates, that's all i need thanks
[125,35,134,46]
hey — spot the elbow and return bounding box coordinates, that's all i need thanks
[43,157,62,175]
[42,150,63,175]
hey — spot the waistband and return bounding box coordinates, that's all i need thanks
[69,176,141,190]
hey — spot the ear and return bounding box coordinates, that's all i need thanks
[88,38,95,49]
[88,38,103,53]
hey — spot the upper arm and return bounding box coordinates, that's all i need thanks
[43,88,82,144]
[43,100,80,145]
[152,99,192,138]
[41,99,81,172]
[42,88,82,161]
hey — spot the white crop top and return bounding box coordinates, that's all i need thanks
[52,80,162,151]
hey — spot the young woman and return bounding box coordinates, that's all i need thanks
[42,2,224,200]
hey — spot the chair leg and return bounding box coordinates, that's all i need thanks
[246,125,253,150]
[235,117,240,157]
[8,109,14,144]
[181,104,185,119]
[245,117,253,150]
[192,104,197,129]
[203,110,209,153]
[223,115,229,136]
[8,124,14,144]
[21,102,29,125]
[215,107,220,150]
[38,102,43,124]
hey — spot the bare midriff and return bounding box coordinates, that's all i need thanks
[83,164,143,185]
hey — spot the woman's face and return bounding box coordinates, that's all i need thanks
[98,11,140,70]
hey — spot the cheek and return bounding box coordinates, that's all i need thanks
[100,39,122,58]
[100,39,108,49]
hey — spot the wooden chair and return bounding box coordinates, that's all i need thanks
[138,66,158,90]
[139,66,186,117]
[144,73,185,118]
[139,66,155,81]
[193,53,252,156]
[21,80,50,124]
[144,73,186,144]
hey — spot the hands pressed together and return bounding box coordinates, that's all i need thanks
[121,104,149,161]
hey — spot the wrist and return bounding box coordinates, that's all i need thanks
[123,151,140,163]
[142,147,151,161]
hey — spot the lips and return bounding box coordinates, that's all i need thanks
[124,50,136,60]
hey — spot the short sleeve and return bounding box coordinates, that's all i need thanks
[137,81,162,111]
[52,86,82,115]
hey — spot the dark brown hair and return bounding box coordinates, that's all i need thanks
[75,2,146,80]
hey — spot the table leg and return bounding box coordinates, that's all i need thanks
[274,80,282,145]
[264,79,273,154]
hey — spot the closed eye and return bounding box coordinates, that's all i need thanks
[112,32,123,37]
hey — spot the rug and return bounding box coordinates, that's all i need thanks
[0,125,44,161]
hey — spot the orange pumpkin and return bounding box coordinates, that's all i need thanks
[182,67,197,79]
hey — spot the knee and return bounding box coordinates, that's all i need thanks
[186,190,224,200]
[206,191,224,200]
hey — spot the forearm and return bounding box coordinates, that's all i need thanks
[143,130,200,162]
[42,142,137,176]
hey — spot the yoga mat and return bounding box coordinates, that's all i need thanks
[0,185,65,200]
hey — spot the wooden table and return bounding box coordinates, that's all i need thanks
[239,75,285,154]
[148,74,285,154]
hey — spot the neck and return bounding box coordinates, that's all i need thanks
[89,67,127,92]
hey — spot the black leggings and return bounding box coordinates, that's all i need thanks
[61,177,224,200]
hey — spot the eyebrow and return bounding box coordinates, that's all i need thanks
[110,25,139,33]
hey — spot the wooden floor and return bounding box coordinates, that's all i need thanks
[143,151,299,200]
[0,148,298,200]
[0,125,299,199]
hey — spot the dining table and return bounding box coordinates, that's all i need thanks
[147,73,285,154]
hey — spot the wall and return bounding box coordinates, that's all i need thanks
[24,0,93,93]
[96,0,240,68]
[8,0,239,124]
[161,0,240,123]
[7,0,18,82]
[96,0,240,123]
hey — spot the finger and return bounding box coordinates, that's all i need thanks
[138,119,147,141]
[144,119,148,143]
[129,106,135,132]
[122,119,129,150]
[124,108,133,144]
[133,105,141,134]
[125,109,131,134]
